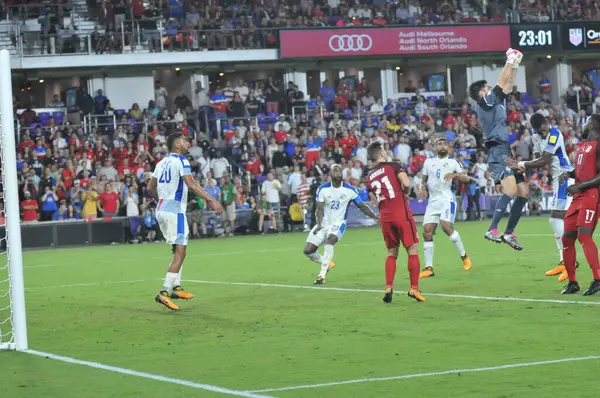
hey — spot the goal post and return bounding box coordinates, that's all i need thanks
[0,49,27,351]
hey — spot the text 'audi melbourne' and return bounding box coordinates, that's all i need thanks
[280,26,510,58]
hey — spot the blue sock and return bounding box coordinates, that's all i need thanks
[489,194,512,231]
[505,196,528,234]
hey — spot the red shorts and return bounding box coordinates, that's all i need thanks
[564,197,600,232]
[380,217,418,249]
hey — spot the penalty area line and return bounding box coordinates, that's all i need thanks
[248,355,600,393]
[184,280,600,306]
[24,350,274,398]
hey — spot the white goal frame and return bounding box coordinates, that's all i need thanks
[0,49,27,351]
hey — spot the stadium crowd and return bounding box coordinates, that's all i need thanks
[13,66,598,238]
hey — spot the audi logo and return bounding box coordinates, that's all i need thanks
[328,34,373,52]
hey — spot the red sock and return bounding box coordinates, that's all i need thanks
[407,254,420,291]
[579,234,600,280]
[562,236,577,282]
[385,256,397,289]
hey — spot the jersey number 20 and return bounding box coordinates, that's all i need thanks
[159,167,172,183]
[372,176,396,202]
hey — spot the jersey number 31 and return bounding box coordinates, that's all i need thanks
[372,176,396,202]
[159,168,172,183]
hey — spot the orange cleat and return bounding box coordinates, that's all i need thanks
[170,286,193,300]
[462,254,472,271]
[155,291,179,311]
[408,289,426,302]
[557,271,569,283]
[545,262,566,277]
[327,261,336,272]
[419,267,434,279]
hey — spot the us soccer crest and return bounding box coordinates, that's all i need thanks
[570,28,583,46]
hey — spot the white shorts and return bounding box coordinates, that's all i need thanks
[551,178,574,211]
[157,211,189,246]
[305,223,347,247]
[423,200,456,225]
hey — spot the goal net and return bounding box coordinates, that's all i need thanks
[0,49,27,351]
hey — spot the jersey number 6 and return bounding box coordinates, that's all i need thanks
[372,176,396,202]
[159,168,172,183]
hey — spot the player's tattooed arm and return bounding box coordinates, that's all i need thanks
[182,175,223,213]
[314,201,324,234]
[147,177,158,200]
[418,175,428,200]
[443,172,470,183]
[397,171,411,194]
[356,202,379,222]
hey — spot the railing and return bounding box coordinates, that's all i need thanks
[17,26,280,56]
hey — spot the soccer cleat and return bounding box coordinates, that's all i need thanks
[484,229,502,244]
[558,261,580,282]
[383,288,393,303]
[557,271,569,283]
[408,289,426,302]
[155,291,179,311]
[313,276,325,285]
[545,262,566,276]
[560,281,580,295]
[170,286,193,300]
[419,267,435,278]
[327,261,336,272]
[501,233,523,251]
[462,254,472,271]
[583,280,600,296]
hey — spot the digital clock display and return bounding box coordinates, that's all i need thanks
[510,25,560,50]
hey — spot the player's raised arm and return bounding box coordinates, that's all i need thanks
[499,48,523,94]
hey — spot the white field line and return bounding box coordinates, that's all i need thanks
[25,279,150,291]
[23,236,560,270]
[24,350,274,398]
[184,280,600,306]
[248,355,600,393]
[23,241,384,269]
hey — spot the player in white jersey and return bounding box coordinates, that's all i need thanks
[303,164,379,284]
[148,133,222,311]
[419,137,473,278]
[505,113,577,282]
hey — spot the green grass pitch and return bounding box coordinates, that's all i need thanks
[2,217,600,397]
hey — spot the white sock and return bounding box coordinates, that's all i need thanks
[161,272,178,293]
[449,231,466,257]
[174,266,183,287]
[549,217,564,261]
[319,244,334,278]
[423,241,434,268]
[306,251,324,264]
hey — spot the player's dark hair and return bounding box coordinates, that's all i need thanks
[529,113,546,131]
[167,132,184,152]
[468,80,487,102]
[367,142,383,162]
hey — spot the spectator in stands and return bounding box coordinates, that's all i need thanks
[98,182,119,217]
[261,173,281,212]
[21,191,39,223]
[257,193,277,234]
[49,94,64,107]
[52,201,68,221]
[94,89,108,114]
[40,186,58,221]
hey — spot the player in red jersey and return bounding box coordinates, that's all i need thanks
[366,142,425,303]
[560,114,600,296]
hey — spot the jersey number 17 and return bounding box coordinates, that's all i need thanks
[372,176,396,202]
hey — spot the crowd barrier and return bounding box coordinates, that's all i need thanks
[13,192,553,249]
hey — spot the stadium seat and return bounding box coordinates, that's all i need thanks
[343,109,352,120]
